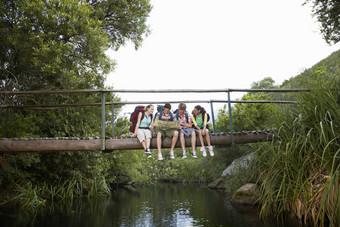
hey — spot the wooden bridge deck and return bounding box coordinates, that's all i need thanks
[0,131,274,153]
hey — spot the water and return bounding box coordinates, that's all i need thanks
[0,184,285,227]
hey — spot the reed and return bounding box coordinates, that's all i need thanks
[3,175,111,209]
[254,81,339,226]
[87,176,111,198]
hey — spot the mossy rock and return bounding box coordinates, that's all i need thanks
[231,183,260,205]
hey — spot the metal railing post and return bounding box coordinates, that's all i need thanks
[101,92,106,151]
[210,101,216,133]
[4,109,9,137]
[111,104,115,137]
[227,90,234,145]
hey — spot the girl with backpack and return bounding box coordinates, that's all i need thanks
[132,105,154,158]
[191,105,214,157]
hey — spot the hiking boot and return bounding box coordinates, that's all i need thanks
[170,150,175,159]
[208,146,214,156]
[200,147,207,157]
[158,153,163,161]
[182,151,187,159]
[192,151,197,158]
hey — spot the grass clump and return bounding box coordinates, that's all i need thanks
[254,81,339,226]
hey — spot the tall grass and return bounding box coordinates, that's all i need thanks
[2,176,111,209]
[254,81,339,226]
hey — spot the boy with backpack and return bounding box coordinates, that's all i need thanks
[191,105,214,157]
[152,102,179,160]
[175,103,197,158]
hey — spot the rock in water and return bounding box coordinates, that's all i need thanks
[222,152,254,177]
[208,176,226,189]
[231,183,260,205]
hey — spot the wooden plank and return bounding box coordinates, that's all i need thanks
[0,132,273,153]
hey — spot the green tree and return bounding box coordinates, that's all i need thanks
[0,0,152,137]
[0,0,153,207]
[251,77,276,89]
[216,77,278,132]
[0,0,152,92]
[304,0,340,44]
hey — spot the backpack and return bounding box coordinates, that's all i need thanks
[155,105,173,121]
[157,105,164,113]
[173,109,189,123]
[129,105,152,132]
[192,111,210,128]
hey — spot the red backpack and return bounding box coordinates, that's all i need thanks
[129,105,153,133]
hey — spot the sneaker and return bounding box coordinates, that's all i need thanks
[208,146,214,156]
[147,154,152,158]
[200,147,207,157]
[145,148,151,155]
[158,153,163,161]
[182,151,187,159]
[192,151,197,158]
[170,150,175,159]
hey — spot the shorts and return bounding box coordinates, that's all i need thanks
[180,128,195,138]
[155,129,178,138]
[137,129,152,142]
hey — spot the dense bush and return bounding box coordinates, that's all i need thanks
[254,80,339,226]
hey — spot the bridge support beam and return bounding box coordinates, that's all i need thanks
[0,131,273,153]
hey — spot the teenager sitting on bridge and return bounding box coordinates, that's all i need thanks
[175,103,197,158]
[192,105,214,157]
[152,102,179,160]
[132,105,154,158]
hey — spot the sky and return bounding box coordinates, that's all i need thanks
[105,0,340,118]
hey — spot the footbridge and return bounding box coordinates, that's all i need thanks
[0,88,305,153]
[0,130,273,153]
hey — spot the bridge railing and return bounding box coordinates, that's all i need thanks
[0,88,309,150]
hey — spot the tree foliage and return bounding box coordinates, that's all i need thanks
[0,0,152,137]
[304,0,340,44]
[216,77,279,132]
[0,0,152,92]
[0,0,153,208]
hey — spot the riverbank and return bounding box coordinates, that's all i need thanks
[0,183,287,227]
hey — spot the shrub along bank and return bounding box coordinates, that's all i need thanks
[0,145,247,210]
[253,81,339,226]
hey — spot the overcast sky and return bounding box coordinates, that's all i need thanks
[105,0,340,118]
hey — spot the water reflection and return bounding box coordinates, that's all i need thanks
[0,184,285,227]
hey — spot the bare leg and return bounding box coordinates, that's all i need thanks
[170,130,178,151]
[141,141,147,150]
[191,131,196,152]
[205,130,211,147]
[157,132,162,154]
[197,130,204,147]
[146,138,151,149]
[180,132,186,153]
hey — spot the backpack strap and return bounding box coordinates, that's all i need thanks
[158,111,173,121]
[177,111,189,123]
[140,111,145,121]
